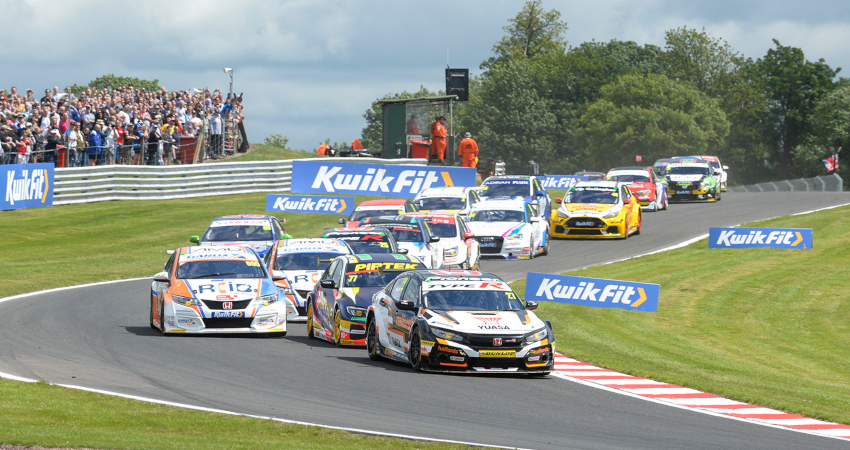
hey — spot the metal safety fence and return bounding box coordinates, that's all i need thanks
[728,173,844,192]
[52,157,428,205]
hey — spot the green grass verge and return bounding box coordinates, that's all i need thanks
[509,205,850,424]
[216,143,318,162]
[0,380,488,450]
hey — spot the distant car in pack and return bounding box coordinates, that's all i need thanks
[400,212,481,270]
[306,253,427,346]
[605,166,667,212]
[693,155,728,192]
[479,175,551,219]
[358,217,444,269]
[412,186,481,216]
[321,228,404,255]
[651,159,675,176]
[550,181,642,239]
[664,161,721,202]
[190,214,291,257]
[465,198,549,260]
[574,171,606,181]
[263,238,352,320]
[339,199,417,228]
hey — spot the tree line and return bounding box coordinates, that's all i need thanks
[362,0,848,185]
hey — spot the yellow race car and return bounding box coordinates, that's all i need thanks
[549,181,642,239]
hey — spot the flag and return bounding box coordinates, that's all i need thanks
[824,157,835,172]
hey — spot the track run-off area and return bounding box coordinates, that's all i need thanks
[1,191,849,450]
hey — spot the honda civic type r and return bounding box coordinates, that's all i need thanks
[366,270,555,374]
[150,246,288,335]
[190,215,291,257]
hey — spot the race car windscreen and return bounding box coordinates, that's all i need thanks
[203,224,273,242]
[608,174,650,183]
[481,182,529,198]
[276,252,340,270]
[344,268,406,288]
[349,209,400,222]
[667,166,712,175]
[325,233,394,254]
[424,289,525,311]
[177,259,266,279]
[564,187,618,204]
[423,220,457,238]
[386,226,424,242]
[417,197,466,210]
[467,210,525,222]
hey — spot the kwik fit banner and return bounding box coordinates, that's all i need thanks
[709,227,813,249]
[266,194,355,215]
[2,163,54,211]
[524,272,659,312]
[291,161,476,198]
[537,175,588,190]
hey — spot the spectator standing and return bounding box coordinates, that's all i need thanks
[67,121,85,167]
[87,123,103,166]
[103,122,116,165]
[208,106,222,160]
[44,129,62,164]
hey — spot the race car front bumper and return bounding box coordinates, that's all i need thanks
[475,236,532,259]
[667,187,717,202]
[549,216,626,239]
[420,338,555,373]
[162,303,287,334]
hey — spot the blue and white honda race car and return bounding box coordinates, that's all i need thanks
[479,175,551,220]
[465,199,550,260]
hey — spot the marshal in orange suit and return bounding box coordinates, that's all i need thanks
[458,132,479,168]
[430,116,447,161]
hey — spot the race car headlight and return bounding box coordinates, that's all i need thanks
[635,190,651,196]
[557,210,570,219]
[525,327,548,344]
[346,306,367,317]
[278,286,296,296]
[602,209,620,219]
[444,247,458,257]
[257,294,278,305]
[431,327,464,343]
[172,295,200,306]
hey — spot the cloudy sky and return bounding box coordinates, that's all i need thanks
[3,0,850,151]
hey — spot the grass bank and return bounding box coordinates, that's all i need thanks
[216,143,318,162]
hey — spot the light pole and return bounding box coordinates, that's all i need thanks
[223,68,233,99]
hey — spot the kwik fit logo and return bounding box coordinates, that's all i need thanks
[265,194,354,215]
[708,227,812,249]
[2,164,53,210]
[312,166,447,195]
[524,272,659,312]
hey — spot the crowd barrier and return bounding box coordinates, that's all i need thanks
[52,157,428,205]
[728,173,844,192]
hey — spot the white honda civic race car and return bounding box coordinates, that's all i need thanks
[400,212,481,269]
[465,199,550,260]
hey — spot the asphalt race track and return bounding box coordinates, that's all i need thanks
[1,192,849,450]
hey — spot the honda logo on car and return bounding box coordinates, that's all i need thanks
[709,227,813,249]
[222,302,233,309]
[2,163,54,211]
[265,194,355,216]
[525,272,659,312]
[290,161,476,198]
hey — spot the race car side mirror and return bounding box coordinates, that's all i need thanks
[394,299,417,311]
[530,217,542,223]
[280,234,293,240]
[397,248,409,255]
[272,270,286,281]
[320,279,336,289]
[623,198,631,204]
[723,165,729,170]
[525,300,538,311]
[554,197,562,204]
[153,271,169,282]
[338,218,345,224]
[429,236,441,243]
[189,235,200,244]
[535,190,546,197]
[463,231,475,240]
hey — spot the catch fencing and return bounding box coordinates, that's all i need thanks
[728,174,844,192]
[52,157,428,205]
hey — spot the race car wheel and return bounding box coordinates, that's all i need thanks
[366,316,381,361]
[158,298,166,335]
[634,213,642,235]
[662,194,668,210]
[409,327,428,372]
[149,299,156,330]
[333,308,342,346]
[306,300,315,339]
[717,191,722,201]
[651,198,658,212]
[540,230,550,256]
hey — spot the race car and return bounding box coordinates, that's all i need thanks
[338,199,418,228]
[413,186,481,216]
[549,181,642,239]
[263,238,352,320]
[574,171,606,181]
[150,246,289,334]
[465,199,549,259]
[366,270,555,374]
[306,253,427,346]
[694,155,729,191]
[400,212,481,270]
[605,166,667,212]
[190,214,291,257]
[652,158,675,176]
[479,175,551,219]
[664,161,721,202]
[321,228,404,255]
[358,217,444,269]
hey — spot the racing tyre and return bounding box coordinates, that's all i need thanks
[333,308,342,346]
[158,298,166,335]
[717,191,722,201]
[149,299,156,330]
[306,299,315,339]
[662,194,668,210]
[366,316,381,361]
[408,326,428,372]
[540,230,550,256]
[634,214,642,235]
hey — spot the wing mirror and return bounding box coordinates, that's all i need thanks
[280,233,293,240]
[525,300,538,311]
[320,279,337,289]
[535,190,546,197]
[429,236,441,243]
[338,218,345,224]
[554,197,562,203]
[189,235,200,244]
[623,198,631,204]
[394,299,417,311]
[723,165,729,170]
[272,270,286,281]
[530,217,542,223]
[153,271,169,282]
[463,231,475,240]
[397,248,409,255]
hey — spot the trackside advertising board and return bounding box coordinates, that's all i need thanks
[709,227,813,249]
[2,163,54,211]
[537,175,588,190]
[265,194,355,215]
[525,272,659,312]
[291,161,476,198]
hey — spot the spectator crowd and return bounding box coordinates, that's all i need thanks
[0,84,244,166]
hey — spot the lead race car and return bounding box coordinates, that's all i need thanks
[150,246,289,334]
[465,198,549,259]
[366,270,555,374]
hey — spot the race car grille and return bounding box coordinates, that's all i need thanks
[566,218,606,228]
[296,290,311,299]
[201,317,255,329]
[468,334,524,349]
[568,229,603,236]
[476,236,504,254]
[469,358,519,369]
[296,306,307,316]
[555,225,565,234]
[201,299,252,310]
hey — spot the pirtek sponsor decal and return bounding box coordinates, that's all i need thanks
[535,279,647,306]
[354,262,419,272]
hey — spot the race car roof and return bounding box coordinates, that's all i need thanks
[401,212,459,220]
[415,187,472,198]
[275,238,349,254]
[607,170,651,177]
[209,218,272,227]
[399,270,510,289]
[322,228,389,237]
[574,180,620,189]
[360,217,422,226]
[177,246,258,262]
[667,162,711,168]
[695,155,720,162]
[470,198,528,210]
[356,199,407,209]
[609,166,652,172]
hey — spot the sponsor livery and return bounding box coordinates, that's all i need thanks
[709,227,813,249]
[466,199,550,260]
[663,162,721,202]
[525,272,659,312]
[342,199,417,228]
[2,163,54,211]
[549,181,642,239]
[291,160,476,198]
[266,194,354,215]
[400,212,481,269]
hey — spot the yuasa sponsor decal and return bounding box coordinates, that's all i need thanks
[291,161,476,198]
[709,227,812,249]
[265,194,355,215]
[211,311,245,318]
[1,163,53,211]
[474,316,509,330]
[525,272,659,312]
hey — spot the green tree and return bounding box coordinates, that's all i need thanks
[484,0,568,70]
[69,74,160,94]
[661,27,742,97]
[798,84,850,178]
[576,74,730,170]
[360,86,442,152]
